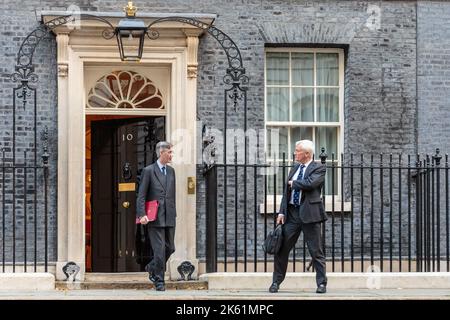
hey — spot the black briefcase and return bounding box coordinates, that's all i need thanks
[262,224,283,255]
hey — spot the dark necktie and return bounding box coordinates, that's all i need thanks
[293,164,305,206]
[161,166,166,176]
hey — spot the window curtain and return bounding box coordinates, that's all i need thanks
[315,127,338,157]
[315,126,338,195]
[267,52,289,121]
[267,87,289,121]
[292,53,313,86]
[317,88,339,122]
[316,53,339,122]
[266,52,289,85]
[316,53,339,86]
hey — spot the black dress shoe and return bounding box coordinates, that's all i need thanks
[269,283,279,293]
[155,283,165,291]
[149,273,157,284]
[145,264,157,283]
[316,283,327,294]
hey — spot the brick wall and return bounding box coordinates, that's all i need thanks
[417,1,450,155]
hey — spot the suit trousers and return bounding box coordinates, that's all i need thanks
[273,204,327,287]
[146,226,175,284]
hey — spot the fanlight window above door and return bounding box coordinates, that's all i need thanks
[87,70,165,109]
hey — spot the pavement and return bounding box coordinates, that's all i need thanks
[0,288,450,300]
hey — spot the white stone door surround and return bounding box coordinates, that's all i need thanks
[40,11,216,281]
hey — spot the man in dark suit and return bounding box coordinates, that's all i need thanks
[270,140,327,294]
[137,141,176,291]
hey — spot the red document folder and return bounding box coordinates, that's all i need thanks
[136,200,159,224]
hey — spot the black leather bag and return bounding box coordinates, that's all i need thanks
[262,224,283,255]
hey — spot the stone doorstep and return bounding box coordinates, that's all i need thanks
[55,272,207,290]
[56,280,208,290]
[201,272,450,290]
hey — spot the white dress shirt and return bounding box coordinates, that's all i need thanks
[156,159,166,175]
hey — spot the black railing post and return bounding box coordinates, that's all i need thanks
[431,153,436,271]
[389,154,393,272]
[223,158,228,272]
[350,153,354,272]
[319,148,328,259]
[360,153,364,272]
[340,153,344,272]
[331,152,335,272]
[380,153,384,272]
[273,160,277,230]
[12,161,16,273]
[1,149,5,273]
[243,164,248,272]
[24,151,27,272]
[416,155,422,272]
[398,154,402,272]
[370,154,374,268]
[234,153,238,272]
[264,173,268,272]
[445,153,449,272]
[253,165,257,272]
[205,166,218,273]
[425,154,431,271]
[433,148,442,272]
[42,127,49,272]
[408,154,412,271]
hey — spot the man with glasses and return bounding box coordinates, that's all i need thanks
[137,141,176,291]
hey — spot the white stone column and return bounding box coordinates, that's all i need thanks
[55,33,70,280]
[168,30,202,280]
[65,49,86,281]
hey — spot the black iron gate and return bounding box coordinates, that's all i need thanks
[0,147,50,272]
[204,149,450,273]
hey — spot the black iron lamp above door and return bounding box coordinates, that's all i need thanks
[115,1,148,61]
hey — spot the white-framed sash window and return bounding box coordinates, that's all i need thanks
[265,48,344,195]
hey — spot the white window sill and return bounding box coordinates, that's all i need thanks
[259,195,352,215]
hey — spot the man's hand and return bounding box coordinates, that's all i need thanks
[288,180,293,188]
[139,216,149,225]
[276,214,285,225]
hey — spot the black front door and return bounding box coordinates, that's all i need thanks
[91,116,165,272]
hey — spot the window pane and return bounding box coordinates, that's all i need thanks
[317,88,339,122]
[315,127,338,157]
[267,87,289,121]
[317,53,339,86]
[292,53,313,86]
[324,163,338,196]
[290,127,313,159]
[292,88,314,122]
[267,172,285,196]
[266,127,288,159]
[266,52,289,85]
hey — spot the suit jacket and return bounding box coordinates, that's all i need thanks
[136,162,176,227]
[279,161,327,224]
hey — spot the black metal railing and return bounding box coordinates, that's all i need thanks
[204,148,449,273]
[0,149,50,273]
